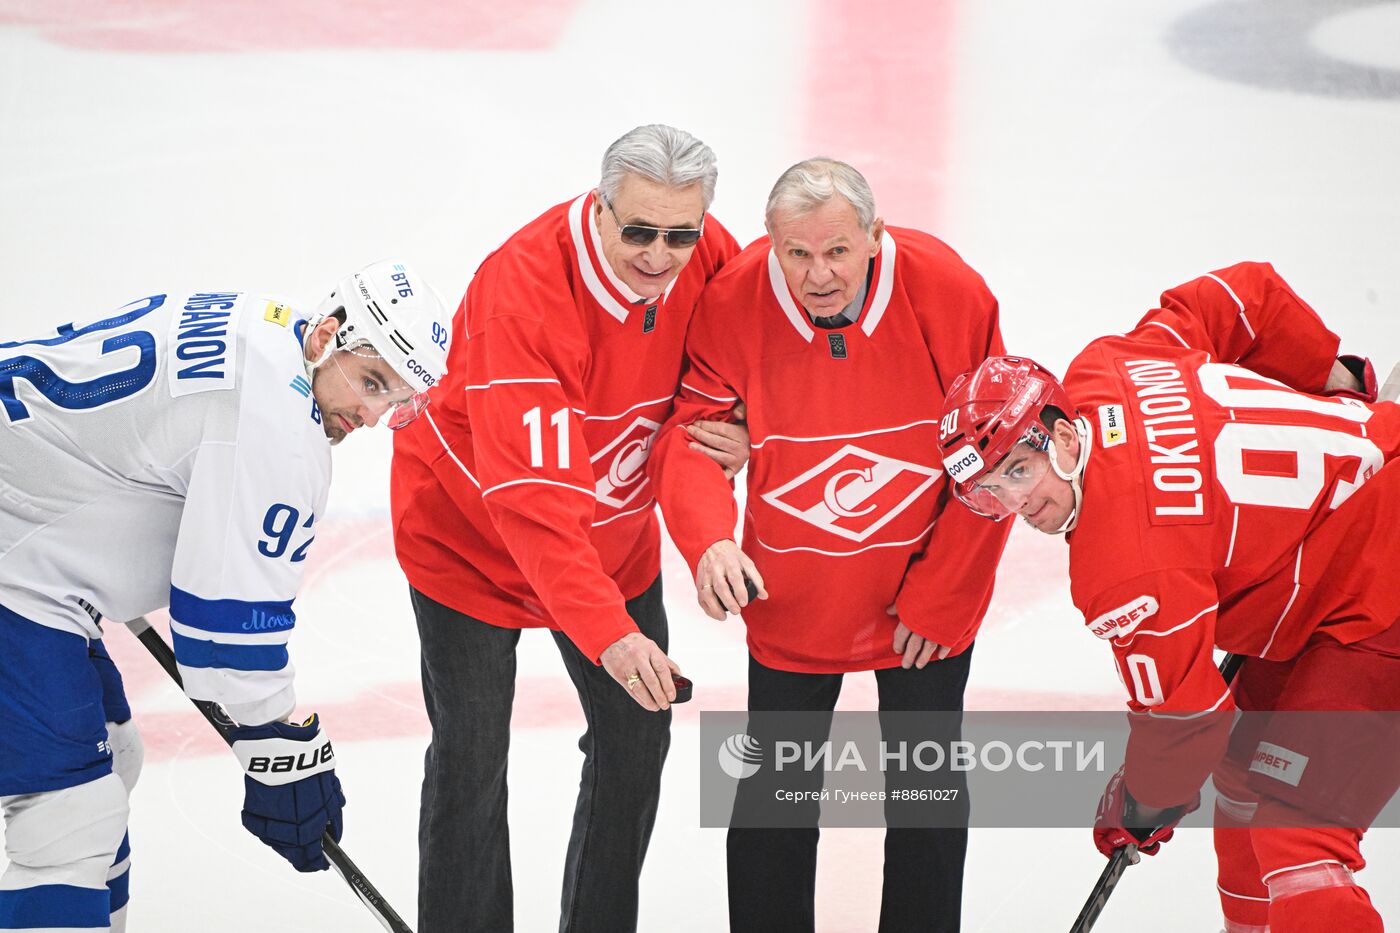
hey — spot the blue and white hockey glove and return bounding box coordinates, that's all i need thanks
[229,714,346,872]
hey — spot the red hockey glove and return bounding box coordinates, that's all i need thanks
[1326,355,1378,402]
[1092,765,1198,858]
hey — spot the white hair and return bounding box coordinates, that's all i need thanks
[599,124,718,211]
[765,158,877,232]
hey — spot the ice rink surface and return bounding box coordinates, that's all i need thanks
[2,0,1399,929]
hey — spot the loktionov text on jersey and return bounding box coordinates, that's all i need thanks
[1125,358,1204,518]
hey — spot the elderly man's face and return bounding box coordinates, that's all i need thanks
[769,198,883,317]
[594,174,705,301]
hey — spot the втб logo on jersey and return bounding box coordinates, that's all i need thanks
[762,444,942,542]
[592,416,661,508]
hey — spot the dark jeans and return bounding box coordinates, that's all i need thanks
[728,649,974,933]
[412,576,671,933]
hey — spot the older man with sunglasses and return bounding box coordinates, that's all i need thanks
[389,124,743,933]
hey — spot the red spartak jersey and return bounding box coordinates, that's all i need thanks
[648,228,1010,673]
[390,192,739,662]
[1063,261,1400,803]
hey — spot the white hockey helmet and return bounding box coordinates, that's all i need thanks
[314,259,452,429]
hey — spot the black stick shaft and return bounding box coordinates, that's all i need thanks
[1067,652,1244,933]
[125,618,414,933]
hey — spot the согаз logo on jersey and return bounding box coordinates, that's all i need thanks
[591,416,662,508]
[761,444,942,542]
[718,733,764,780]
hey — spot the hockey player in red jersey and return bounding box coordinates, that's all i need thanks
[648,158,1010,932]
[388,125,742,933]
[936,262,1400,933]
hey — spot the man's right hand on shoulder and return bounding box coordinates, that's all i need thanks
[600,632,681,712]
[695,539,767,621]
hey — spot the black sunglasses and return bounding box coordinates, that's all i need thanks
[605,198,704,248]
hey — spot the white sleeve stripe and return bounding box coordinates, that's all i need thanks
[592,500,655,527]
[425,410,480,489]
[1144,320,1191,348]
[1204,272,1257,340]
[1216,885,1269,903]
[480,477,595,499]
[753,521,936,557]
[1260,542,1305,658]
[1146,686,1231,720]
[753,418,941,450]
[170,618,291,647]
[1224,505,1241,567]
[1113,603,1218,647]
[584,395,675,422]
[679,381,738,403]
[1260,859,1347,884]
[463,377,562,391]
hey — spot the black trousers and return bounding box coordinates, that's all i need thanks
[412,577,671,933]
[727,649,974,933]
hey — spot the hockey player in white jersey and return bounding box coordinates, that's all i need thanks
[0,259,450,932]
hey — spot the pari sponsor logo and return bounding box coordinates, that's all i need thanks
[1087,595,1159,640]
[1249,742,1309,787]
[592,416,662,508]
[762,444,942,542]
[244,607,295,632]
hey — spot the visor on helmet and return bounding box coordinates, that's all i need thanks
[328,341,432,431]
[951,428,1053,519]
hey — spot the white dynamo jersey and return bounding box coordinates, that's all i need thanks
[0,290,331,725]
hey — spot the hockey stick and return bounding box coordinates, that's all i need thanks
[1068,652,1245,933]
[123,616,414,933]
[1382,361,1400,404]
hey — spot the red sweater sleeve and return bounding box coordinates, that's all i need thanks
[647,297,741,572]
[1137,261,1341,392]
[464,282,638,664]
[895,259,1011,651]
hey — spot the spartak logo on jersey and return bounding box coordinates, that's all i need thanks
[591,416,662,509]
[761,444,942,542]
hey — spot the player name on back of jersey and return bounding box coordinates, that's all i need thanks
[1120,357,1207,523]
[168,292,241,397]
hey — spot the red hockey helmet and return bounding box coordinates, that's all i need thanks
[937,356,1078,519]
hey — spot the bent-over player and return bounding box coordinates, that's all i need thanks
[937,261,1399,933]
[0,260,450,932]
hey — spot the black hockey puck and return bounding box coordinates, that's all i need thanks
[743,575,760,603]
[672,674,693,704]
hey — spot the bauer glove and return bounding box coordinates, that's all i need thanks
[230,713,346,872]
[1092,765,1198,858]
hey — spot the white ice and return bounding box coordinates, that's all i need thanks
[2,0,1398,929]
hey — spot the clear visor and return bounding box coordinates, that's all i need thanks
[953,432,1053,519]
[328,341,431,431]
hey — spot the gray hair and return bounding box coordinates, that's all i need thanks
[765,158,877,232]
[599,124,718,211]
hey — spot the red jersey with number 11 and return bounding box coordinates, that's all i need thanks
[390,193,738,662]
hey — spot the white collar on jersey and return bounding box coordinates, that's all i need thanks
[766,231,898,343]
[567,193,679,324]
